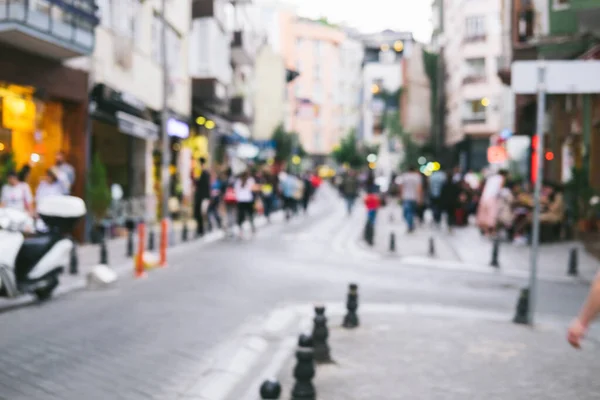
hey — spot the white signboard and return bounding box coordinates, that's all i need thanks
[512,61,600,94]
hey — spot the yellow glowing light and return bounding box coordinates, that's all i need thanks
[205,120,215,129]
[196,116,206,125]
[380,44,390,52]
[292,155,301,165]
[481,97,490,107]
[432,162,441,171]
[393,41,404,52]
[267,158,274,166]
[368,162,376,170]
[424,170,432,177]
[0,143,4,151]
[371,84,380,94]
[30,153,40,163]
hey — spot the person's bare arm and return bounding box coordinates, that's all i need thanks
[568,273,600,348]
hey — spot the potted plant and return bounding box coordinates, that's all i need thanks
[86,153,111,243]
[0,151,16,191]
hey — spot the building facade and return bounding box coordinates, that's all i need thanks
[0,0,98,202]
[404,41,432,146]
[66,0,192,211]
[338,31,364,138]
[503,0,600,191]
[444,0,505,171]
[281,14,345,158]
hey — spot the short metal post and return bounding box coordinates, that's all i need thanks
[389,232,396,252]
[490,237,500,268]
[428,236,435,257]
[568,247,578,277]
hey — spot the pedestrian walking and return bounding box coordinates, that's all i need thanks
[222,171,237,237]
[193,158,211,238]
[397,166,422,233]
[429,169,447,226]
[260,171,276,222]
[54,151,75,194]
[280,172,297,221]
[340,170,359,216]
[440,170,461,232]
[301,173,312,214]
[234,170,256,238]
[476,169,508,237]
[206,173,223,232]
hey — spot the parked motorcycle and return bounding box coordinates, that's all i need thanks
[0,195,86,301]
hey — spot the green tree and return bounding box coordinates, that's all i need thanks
[385,110,421,170]
[332,130,375,169]
[271,124,305,162]
[87,153,111,222]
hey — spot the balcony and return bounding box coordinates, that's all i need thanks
[462,35,487,45]
[496,56,511,85]
[231,30,252,65]
[0,0,98,60]
[571,0,600,33]
[229,96,252,123]
[192,78,228,110]
[462,75,487,85]
[462,113,486,124]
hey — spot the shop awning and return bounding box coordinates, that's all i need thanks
[116,111,159,141]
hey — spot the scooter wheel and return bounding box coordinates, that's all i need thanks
[34,276,58,302]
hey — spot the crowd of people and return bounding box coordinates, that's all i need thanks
[192,159,322,239]
[337,164,567,245]
[0,152,75,230]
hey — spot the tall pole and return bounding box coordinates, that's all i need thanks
[527,61,546,325]
[160,0,170,224]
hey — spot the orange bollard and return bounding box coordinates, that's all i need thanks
[135,222,146,278]
[159,218,168,267]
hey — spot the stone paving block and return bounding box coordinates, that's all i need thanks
[277,313,600,399]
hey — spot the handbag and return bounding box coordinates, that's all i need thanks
[224,187,237,204]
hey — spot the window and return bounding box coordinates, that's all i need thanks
[463,99,487,122]
[314,63,321,80]
[313,83,323,103]
[152,14,182,77]
[314,40,322,57]
[296,60,302,73]
[465,16,485,38]
[296,38,303,51]
[464,58,486,82]
[112,0,140,40]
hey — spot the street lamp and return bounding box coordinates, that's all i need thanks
[366,153,377,163]
[292,155,301,165]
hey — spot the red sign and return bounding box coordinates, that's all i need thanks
[487,145,508,164]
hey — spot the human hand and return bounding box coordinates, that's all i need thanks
[567,318,588,349]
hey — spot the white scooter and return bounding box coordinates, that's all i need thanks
[0,195,86,301]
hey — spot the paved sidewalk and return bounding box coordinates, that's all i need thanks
[359,204,599,282]
[277,312,600,399]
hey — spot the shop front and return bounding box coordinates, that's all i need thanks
[0,43,89,199]
[89,84,159,201]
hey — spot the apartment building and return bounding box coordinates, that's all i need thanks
[444,0,504,171]
[338,31,364,138]
[281,14,345,159]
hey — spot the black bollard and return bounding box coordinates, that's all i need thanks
[260,379,282,399]
[291,347,316,400]
[182,221,189,242]
[126,229,134,258]
[490,237,500,268]
[568,247,578,276]
[69,239,78,275]
[342,283,359,329]
[428,236,435,257]
[125,218,136,258]
[513,288,529,325]
[99,237,108,265]
[312,306,332,363]
[389,232,396,252]
[148,227,156,251]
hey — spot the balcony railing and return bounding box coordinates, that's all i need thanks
[231,30,252,65]
[0,0,98,59]
[462,113,486,124]
[463,34,487,44]
[462,75,486,85]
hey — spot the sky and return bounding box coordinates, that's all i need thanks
[276,0,433,43]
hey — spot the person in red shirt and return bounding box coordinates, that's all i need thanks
[364,190,381,224]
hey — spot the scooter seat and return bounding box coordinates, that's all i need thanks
[15,233,62,282]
